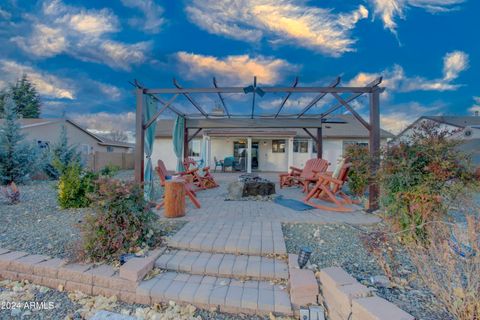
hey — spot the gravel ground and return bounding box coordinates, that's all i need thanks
[282,223,453,320]
[0,171,181,260]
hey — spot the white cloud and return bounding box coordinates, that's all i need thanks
[381,101,445,133]
[348,51,469,95]
[0,60,75,99]
[70,112,136,134]
[11,0,150,71]
[12,24,67,57]
[185,0,368,56]
[443,50,469,81]
[175,52,298,85]
[468,96,480,114]
[369,0,464,34]
[121,0,165,34]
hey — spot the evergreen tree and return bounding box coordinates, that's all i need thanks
[0,98,39,184]
[0,74,41,118]
[44,121,81,179]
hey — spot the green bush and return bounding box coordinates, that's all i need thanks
[100,164,120,177]
[79,178,158,262]
[378,121,474,241]
[345,144,371,197]
[57,163,98,209]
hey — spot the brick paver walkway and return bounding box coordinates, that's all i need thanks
[168,221,286,255]
[147,220,294,315]
[156,172,381,225]
[148,172,381,315]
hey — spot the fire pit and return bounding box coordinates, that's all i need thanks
[226,174,276,200]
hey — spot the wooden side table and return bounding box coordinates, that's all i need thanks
[164,180,186,218]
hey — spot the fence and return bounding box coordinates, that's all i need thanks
[86,152,134,171]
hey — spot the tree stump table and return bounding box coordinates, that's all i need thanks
[164,180,186,218]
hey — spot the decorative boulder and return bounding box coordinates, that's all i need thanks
[227,181,245,200]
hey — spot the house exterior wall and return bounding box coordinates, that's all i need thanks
[21,121,129,154]
[153,136,385,172]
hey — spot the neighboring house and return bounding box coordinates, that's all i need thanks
[0,118,135,171]
[395,115,480,167]
[152,114,394,172]
[0,118,133,154]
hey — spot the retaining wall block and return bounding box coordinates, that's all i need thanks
[352,296,414,320]
[119,249,164,282]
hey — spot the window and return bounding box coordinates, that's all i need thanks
[106,146,114,152]
[343,141,368,153]
[272,139,285,153]
[188,140,201,157]
[293,139,308,153]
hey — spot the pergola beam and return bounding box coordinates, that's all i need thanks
[275,77,298,118]
[143,94,179,130]
[154,96,184,117]
[173,78,209,118]
[302,128,318,143]
[187,128,202,142]
[186,118,324,129]
[322,77,383,118]
[130,80,184,117]
[145,86,381,95]
[213,77,230,118]
[330,92,371,131]
[297,77,341,118]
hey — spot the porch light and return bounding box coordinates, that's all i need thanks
[298,247,312,269]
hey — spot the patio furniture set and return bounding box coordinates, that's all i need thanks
[155,157,355,214]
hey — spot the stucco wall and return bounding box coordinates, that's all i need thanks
[22,121,129,154]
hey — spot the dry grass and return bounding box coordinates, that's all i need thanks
[407,215,480,320]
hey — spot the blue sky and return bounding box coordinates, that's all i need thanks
[0,0,478,134]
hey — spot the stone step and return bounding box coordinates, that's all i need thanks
[137,271,293,316]
[167,221,287,256]
[155,249,289,281]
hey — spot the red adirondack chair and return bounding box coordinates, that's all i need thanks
[183,157,218,189]
[155,160,201,209]
[279,158,329,192]
[303,161,354,212]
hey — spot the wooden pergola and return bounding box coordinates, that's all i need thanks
[133,76,384,210]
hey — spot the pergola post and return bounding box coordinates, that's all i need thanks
[368,90,380,211]
[183,126,189,159]
[134,88,144,183]
[316,127,322,158]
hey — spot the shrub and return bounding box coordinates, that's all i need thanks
[79,178,158,262]
[2,182,20,204]
[378,121,474,241]
[345,144,371,197]
[100,164,120,177]
[0,97,39,184]
[57,163,97,209]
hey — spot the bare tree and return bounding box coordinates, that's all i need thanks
[104,129,128,142]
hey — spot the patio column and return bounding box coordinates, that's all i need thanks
[287,137,294,171]
[247,137,252,173]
